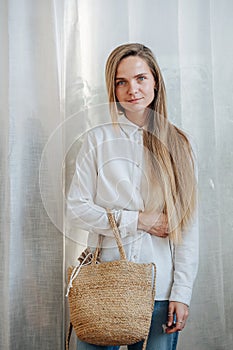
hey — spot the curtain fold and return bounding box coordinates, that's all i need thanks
[0,1,65,349]
[1,1,233,349]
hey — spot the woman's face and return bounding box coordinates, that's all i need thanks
[115,56,155,118]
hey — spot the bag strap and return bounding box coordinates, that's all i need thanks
[66,322,72,350]
[93,210,127,262]
[93,234,103,263]
[107,210,127,260]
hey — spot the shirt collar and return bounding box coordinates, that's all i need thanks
[118,114,144,137]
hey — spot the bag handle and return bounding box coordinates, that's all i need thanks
[93,210,127,262]
[107,210,127,260]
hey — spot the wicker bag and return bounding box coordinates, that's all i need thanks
[66,212,156,350]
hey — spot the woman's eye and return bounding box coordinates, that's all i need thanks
[116,80,125,86]
[138,76,146,81]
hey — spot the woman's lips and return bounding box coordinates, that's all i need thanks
[127,97,143,103]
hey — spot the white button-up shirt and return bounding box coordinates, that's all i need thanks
[66,115,199,306]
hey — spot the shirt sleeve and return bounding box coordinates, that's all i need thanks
[66,131,139,238]
[169,210,199,306]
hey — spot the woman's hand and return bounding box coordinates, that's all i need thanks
[137,211,169,238]
[165,301,189,334]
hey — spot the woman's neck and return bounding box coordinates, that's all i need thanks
[124,110,148,127]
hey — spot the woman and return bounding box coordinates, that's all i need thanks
[66,43,198,350]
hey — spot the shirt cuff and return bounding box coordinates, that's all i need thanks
[115,210,139,238]
[169,285,193,307]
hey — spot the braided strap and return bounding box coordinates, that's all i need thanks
[106,210,127,260]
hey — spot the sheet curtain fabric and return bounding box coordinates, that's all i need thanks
[0,1,65,349]
[0,1,233,350]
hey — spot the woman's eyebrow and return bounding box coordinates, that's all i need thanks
[115,73,148,80]
[134,72,148,77]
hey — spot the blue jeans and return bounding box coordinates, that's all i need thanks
[76,301,178,350]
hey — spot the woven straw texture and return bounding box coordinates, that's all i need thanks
[68,260,155,346]
[67,212,156,347]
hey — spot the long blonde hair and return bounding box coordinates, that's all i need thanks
[105,43,197,243]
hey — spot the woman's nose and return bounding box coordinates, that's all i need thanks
[128,80,138,94]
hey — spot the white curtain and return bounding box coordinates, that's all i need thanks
[1,1,233,349]
[0,0,65,349]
